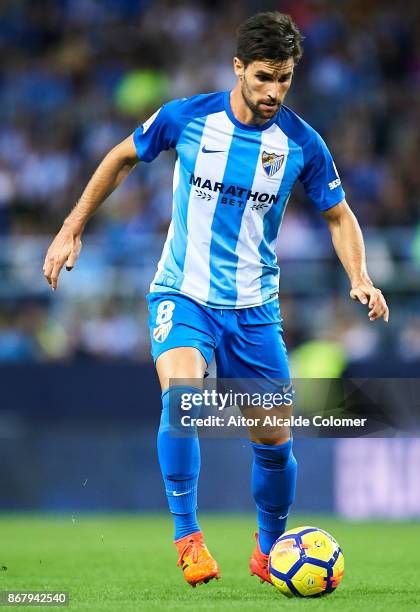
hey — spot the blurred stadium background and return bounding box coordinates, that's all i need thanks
[0,0,419,519]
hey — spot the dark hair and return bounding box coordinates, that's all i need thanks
[236,11,304,67]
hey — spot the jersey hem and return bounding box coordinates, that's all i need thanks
[149,284,279,310]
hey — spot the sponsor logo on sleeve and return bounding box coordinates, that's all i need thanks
[328,177,342,190]
[142,108,161,134]
[329,161,342,190]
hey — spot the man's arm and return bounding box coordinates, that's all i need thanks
[43,135,139,290]
[322,199,389,322]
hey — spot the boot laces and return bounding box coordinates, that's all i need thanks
[177,537,202,567]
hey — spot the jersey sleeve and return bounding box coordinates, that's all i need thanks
[299,130,345,211]
[133,100,181,163]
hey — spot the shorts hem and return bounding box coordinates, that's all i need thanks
[152,343,211,369]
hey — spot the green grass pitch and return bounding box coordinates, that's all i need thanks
[0,514,419,611]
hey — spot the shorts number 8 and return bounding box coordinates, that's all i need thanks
[156,300,175,325]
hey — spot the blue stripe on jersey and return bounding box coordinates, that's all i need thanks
[207,128,262,305]
[153,117,207,289]
[258,137,304,299]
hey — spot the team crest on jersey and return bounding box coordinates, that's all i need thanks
[261,151,285,177]
[153,321,173,343]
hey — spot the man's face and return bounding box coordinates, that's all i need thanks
[233,57,295,122]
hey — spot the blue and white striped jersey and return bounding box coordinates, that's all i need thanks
[133,91,345,308]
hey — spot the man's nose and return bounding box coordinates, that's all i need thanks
[266,85,280,101]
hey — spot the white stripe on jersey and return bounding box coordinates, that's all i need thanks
[234,123,289,307]
[150,157,179,291]
[180,112,234,300]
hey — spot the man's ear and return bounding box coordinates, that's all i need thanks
[233,57,245,80]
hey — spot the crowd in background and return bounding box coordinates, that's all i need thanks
[0,0,419,372]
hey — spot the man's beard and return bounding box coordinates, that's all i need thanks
[241,79,281,122]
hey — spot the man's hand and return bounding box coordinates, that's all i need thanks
[43,225,82,290]
[350,282,389,322]
[322,201,390,323]
[42,135,139,291]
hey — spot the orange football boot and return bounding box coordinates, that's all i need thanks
[249,532,273,585]
[175,531,220,587]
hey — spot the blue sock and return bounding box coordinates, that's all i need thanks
[157,385,202,541]
[252,439,297,555]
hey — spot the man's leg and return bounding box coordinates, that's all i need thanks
[147,292,223,585]
[248,420,297,552]
[156,347,206,542]
[155,346,220,586]
[214,302,297,583]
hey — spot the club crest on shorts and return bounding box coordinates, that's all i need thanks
[261,151,285,177]
[153,321,173,343]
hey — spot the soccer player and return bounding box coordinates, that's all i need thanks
[43,12,389,587]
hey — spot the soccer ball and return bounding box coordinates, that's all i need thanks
[269,525,344,597]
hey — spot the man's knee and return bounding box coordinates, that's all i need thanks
[156,347,207,391]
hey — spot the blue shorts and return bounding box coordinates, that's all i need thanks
[147,291,290,380]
